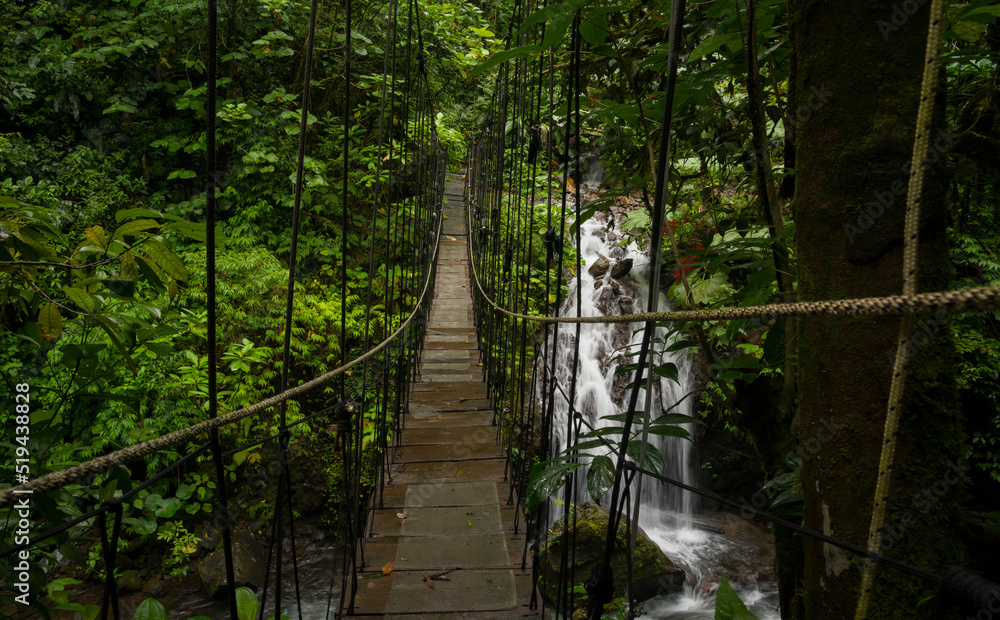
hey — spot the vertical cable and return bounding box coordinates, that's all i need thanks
[631,0,689,570]
[591,0,686,617]
[205,0,237,614]
[272,0,321,616]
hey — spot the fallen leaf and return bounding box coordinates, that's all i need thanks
[397,513,407,519]
[401,557,409,561]
[382,562,394,575]
[367,582,375,589]
[423,575,435,589]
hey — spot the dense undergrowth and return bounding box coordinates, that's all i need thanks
[0,0,499,613]
[2,0,1000,616]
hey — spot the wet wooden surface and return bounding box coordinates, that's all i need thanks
[350,175,540,618]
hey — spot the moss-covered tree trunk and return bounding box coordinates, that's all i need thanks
[789,0,964,617]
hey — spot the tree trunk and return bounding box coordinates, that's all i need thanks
[790,0,963,618]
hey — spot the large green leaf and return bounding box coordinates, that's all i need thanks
[100,278,136,298]
[714,574,759,619]
[112,219,159,239]
[115,208,175,223]
[645,424,692,440]
[689,32,742,61]
[470,44,541,79]
[120,251,138,281]
[542,12,575,48]
[93,315,136,374]
[154,497,181,519]
[38,303,63,343]
[133,597,167,620]
[141,239,189,282]
[625,440,664,476]
[652,362,679,383]
[123,516,158,536]
[579,13,608,45]
[162,220,227,246]
[587,455,615,502]
[236,586,259,620]
[526,461,581,512]
[62,287,95,313]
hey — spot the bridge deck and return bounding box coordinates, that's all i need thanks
[349,175,540,618]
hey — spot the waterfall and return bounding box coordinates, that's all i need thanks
[539,210,781,619]
[543,212,696,528]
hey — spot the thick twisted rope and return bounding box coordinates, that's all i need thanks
[466,221,1000,321]
[0,210,444,509]
[855,0,948,616]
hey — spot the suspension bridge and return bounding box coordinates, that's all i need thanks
[5,0,1000,616]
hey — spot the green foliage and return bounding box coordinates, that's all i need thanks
[236,586,260,620]
[714,574,760,619]
[156,522,200,577]
[133,598,167,620]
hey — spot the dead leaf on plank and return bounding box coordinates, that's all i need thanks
[382,562,394,575]
[397,512,407,519]
[423,575,435,589]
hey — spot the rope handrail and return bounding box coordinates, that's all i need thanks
[0,207,444,509]
[465,204,1000,322]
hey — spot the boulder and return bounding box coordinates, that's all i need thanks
[696,575,721,597]
[588,256,610,277]
[145,577,167,597]
[198,530,267,598]
[196,522,221,551]
[538,502,685,612]
[610,258,633,279]
[116,569,142,593]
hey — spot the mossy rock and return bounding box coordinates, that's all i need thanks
[197,530,266,598]
[116,569,142,593]
[538,502,685,609]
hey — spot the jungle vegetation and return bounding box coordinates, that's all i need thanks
[1,0,999,617]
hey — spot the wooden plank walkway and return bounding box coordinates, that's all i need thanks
[349,175,540,618]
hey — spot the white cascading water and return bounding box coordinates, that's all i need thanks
[541,208,779,619]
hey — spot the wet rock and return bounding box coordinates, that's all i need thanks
[618,296,633,313]
[198,530,266,598]
[538,502,685,610]
[115,553,134,572]
[117,569,142,593]
[196,523,221,551]
[594,280,603,289]
[610,281,621,297]
[587,256,610,277]
[596,287,619,315]
[697,575,721,597]
[145,577,167,597]
[610,258,633,279]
